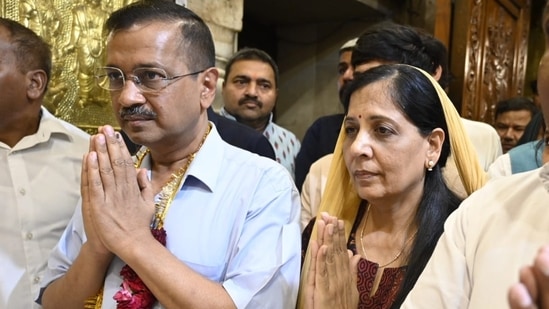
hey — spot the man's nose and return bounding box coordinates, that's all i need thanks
[117,79,146,106]
[503,128,514,138]
[245,83,259,97]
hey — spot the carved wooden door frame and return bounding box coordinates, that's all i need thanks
[448,0,531,124]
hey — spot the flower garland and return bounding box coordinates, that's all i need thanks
[85,125,211,309]
[112,228,167,308]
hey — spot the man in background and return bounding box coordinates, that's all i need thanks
[221,47,300,178]
[494,96,539,153]
[294,38,356,191]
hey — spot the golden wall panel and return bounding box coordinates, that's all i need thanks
[2,0,137,133]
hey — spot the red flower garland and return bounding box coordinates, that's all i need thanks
[113,228,167,309]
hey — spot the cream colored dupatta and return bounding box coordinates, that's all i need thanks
[297,65,487,308]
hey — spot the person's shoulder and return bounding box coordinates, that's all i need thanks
[271,122,299,140]
[509,140,540,154]
[461,117,498,136]
[302,113,342,135]
[222,142,294,186]
[223,142,282,169]
[209,108,263,141]
[310,153,334,171]
[468,167,543,203]
[486,153,511,180]
[460,117,502,167]
[459,166,549,240]
[208,112,275,158]
[454,167,543,229]
[41,108,90,143]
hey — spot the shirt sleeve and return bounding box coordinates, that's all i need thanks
[36,201,86,304]
[222,166,301,309]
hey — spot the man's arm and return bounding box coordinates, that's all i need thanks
[41,242,112,308]
[42,135,115,308]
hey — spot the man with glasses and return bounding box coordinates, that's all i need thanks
[98,67,276,159]
[38,2,301,308]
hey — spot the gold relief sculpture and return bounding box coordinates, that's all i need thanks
[65,0,110,108]
[2,0,138,133]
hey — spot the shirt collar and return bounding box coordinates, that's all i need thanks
[4,107,85,150]
[137,122,224,193]
[185,122,224,192]
[39,107,84,140]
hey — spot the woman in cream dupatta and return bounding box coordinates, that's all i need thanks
[299,64,486,309]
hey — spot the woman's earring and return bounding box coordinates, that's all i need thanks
[427,160,435,172]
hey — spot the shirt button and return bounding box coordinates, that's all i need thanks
[34,276,40,283]
[19,188,26,195]
[26,233,33,240]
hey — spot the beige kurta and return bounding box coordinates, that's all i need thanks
[402,163,549,308]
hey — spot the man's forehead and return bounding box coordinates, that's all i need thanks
[230,60,275,77]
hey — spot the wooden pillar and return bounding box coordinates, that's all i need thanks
[433,0,451,49]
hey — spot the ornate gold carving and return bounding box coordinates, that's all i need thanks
[1,0,137,133]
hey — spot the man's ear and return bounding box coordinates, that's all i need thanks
[199,67,219,109]
[433,65,443,82]
[26,70,47,100]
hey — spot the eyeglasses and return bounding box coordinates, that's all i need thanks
[95,66,205,93]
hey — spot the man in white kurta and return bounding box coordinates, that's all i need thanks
[0,17,90,309]
[1,108,89,309]
[402,164,549,308]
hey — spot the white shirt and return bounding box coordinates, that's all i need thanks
[402,164,549,308]
[0,107,89,309]
[461,117,502,171]
[40,124,301,309]
[487,153,512,179]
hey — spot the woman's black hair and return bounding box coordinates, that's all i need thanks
[342,64,462,308]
